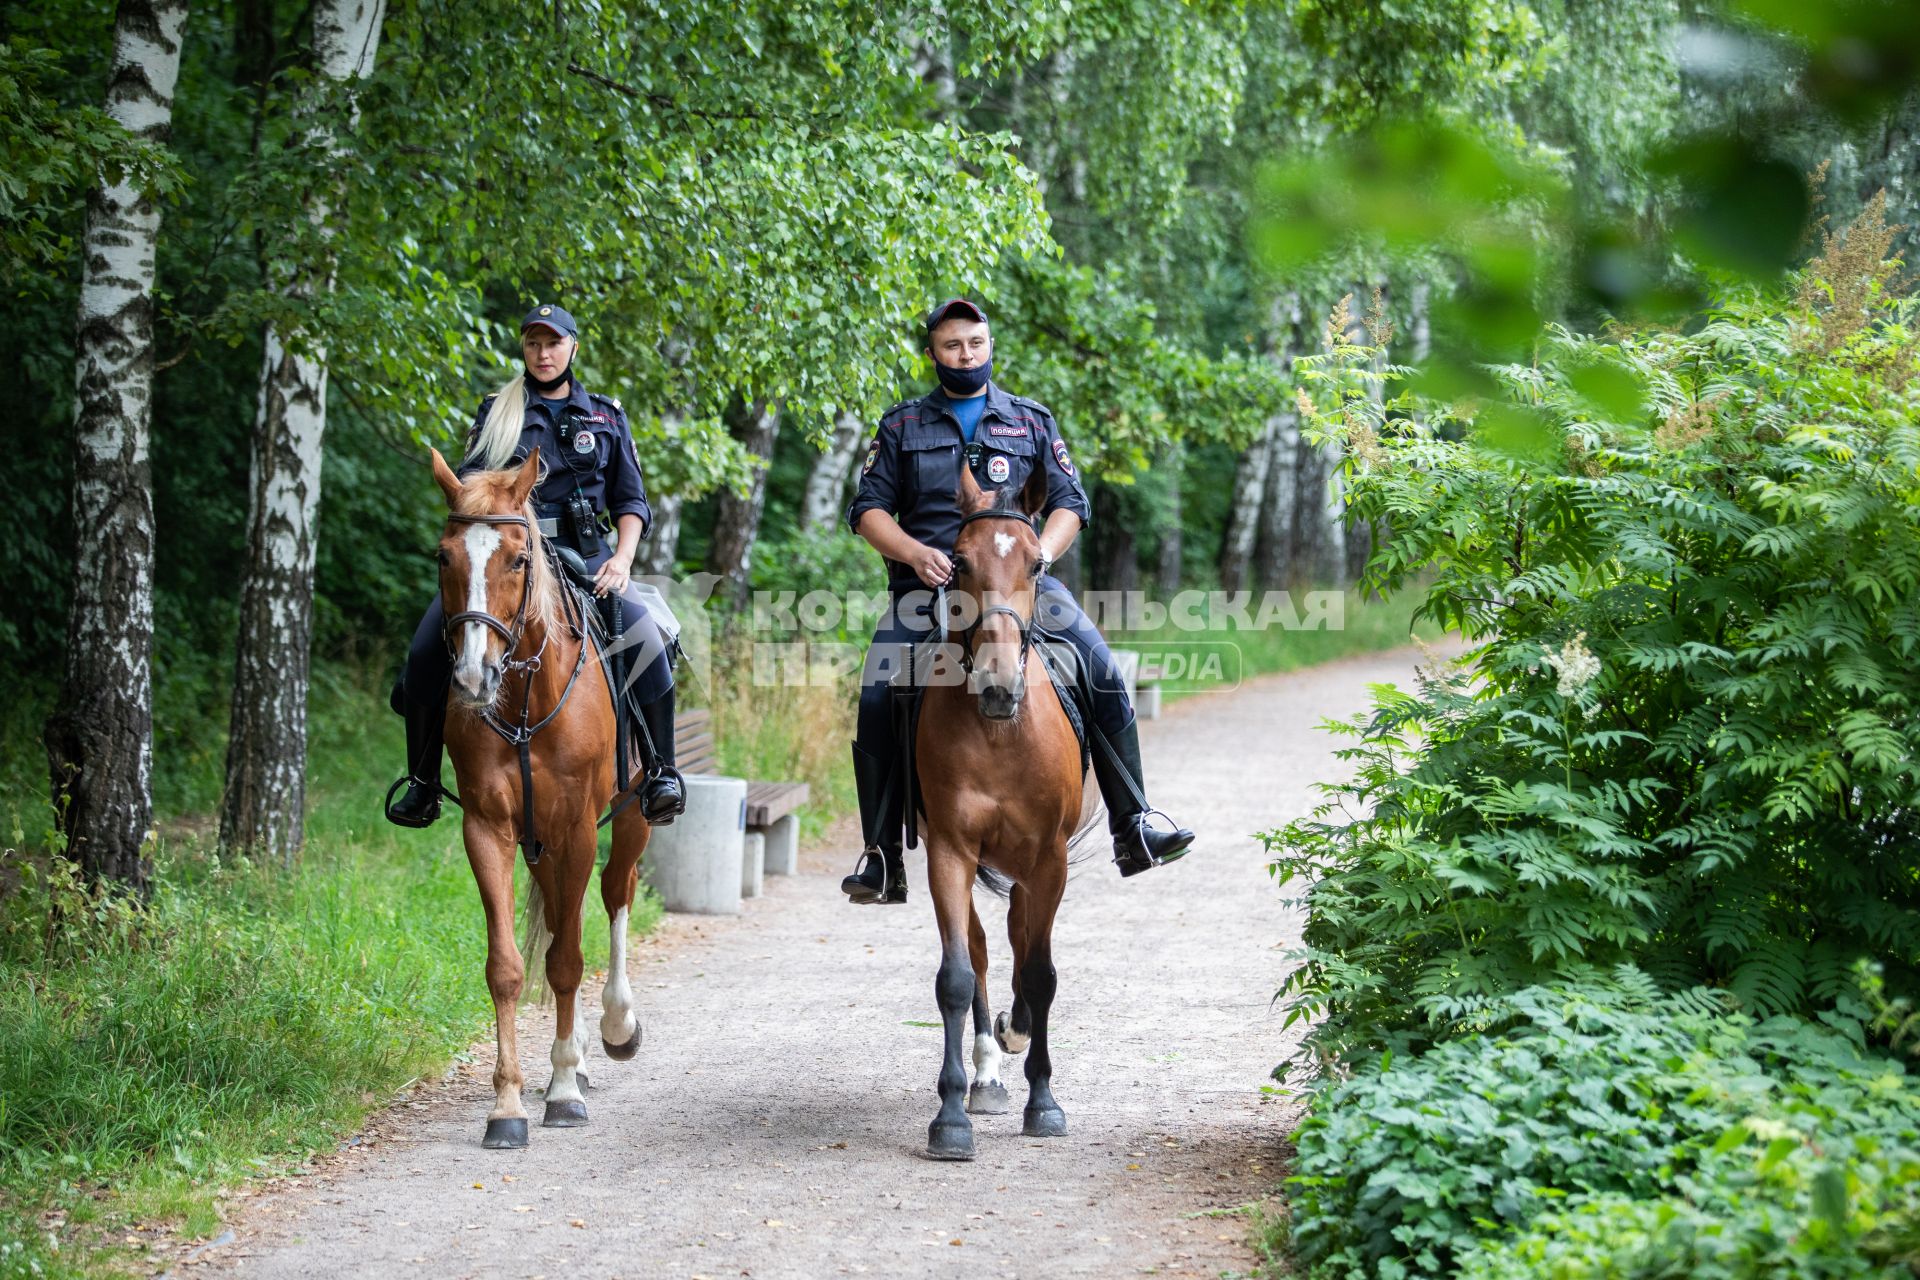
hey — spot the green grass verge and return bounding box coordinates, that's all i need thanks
[0,666,657,1279]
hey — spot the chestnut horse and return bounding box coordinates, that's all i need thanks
[430,447,650,1149]
[917,462,1084,1161]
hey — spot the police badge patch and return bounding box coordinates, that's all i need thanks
[862,437,880,472]
[1052,438,1075,476]
[987,454,1011,483]
[573,430,595,455]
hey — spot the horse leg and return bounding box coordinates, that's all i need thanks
[1017,859,1068,1139]
[925,844,979,1161]
[598,805,647,1061]
[995,883,1033,1055]
[540,837,594,1127]
[466,822,529,1149]
[966,900,1009,1114]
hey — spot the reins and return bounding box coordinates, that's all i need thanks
[442,511,592,867]
[944,508,1041,674]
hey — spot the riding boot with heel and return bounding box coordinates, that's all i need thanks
[1091,715,1194,876]
[385,673,447,829]
[637,690,686,825]
[843,742,906,904]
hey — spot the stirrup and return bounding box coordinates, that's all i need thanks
[842,847,906,905]
[640,764,686,825]
[383,774,442,829]
[1114,808,1193,877]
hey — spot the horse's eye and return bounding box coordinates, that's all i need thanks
[514,554,531,570]
[436,549,451,566]
[1031,557,1045,576]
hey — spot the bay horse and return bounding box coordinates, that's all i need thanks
[917,462,1085,1160]
[429,446,650,1149]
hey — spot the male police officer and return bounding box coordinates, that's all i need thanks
[840,298,1195,904]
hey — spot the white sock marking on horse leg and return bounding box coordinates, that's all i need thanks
[994,531,1014,559]
[600,906,637,1045]
[453,524,502,693]
[547,991,585,1105]
[973,1031,1003,1089]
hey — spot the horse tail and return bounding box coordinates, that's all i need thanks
[1064,772,1107,868]
[519,875,553,1007]
[974,866,1014,899]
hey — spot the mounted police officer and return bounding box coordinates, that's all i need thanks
[385,303,686,828]
[841,298,1195,904]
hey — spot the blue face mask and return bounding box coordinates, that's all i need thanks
[934,357,992,396]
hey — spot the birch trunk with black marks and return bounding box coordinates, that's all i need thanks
[43,0,189,895]
[706,398,781,610]
[1250,292,1311,589]
[634,491,684,579]
[800,408,865,530]
[220,0,384,864]
[1217,419,1276,592]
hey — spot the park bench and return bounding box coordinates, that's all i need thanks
[639,708,809,914]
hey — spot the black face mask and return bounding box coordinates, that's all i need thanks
[934,356,992,396]
[526,359,573,394]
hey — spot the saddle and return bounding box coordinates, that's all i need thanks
[893,634,1091,851]
[551,545,664,790]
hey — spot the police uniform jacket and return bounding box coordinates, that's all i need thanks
[459,380,652,538]
[846,382,1091,592]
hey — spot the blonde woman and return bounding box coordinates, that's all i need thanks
[385,303,685,827]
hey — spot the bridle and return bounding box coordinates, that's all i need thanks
[942,508,1041,676]
[443,513,548,677]
[440,509,590,867]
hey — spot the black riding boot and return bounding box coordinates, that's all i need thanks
[842,742,906,904]
[384,673,446,829]
[1091,715,1194,877]
[637,690,686,825]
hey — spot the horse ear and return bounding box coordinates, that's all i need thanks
[430,448,462,507]
[956,460,989,514]
[510,446,542,508]
[1017,458,1048,517]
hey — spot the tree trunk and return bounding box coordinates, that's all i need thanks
[1218,421,1276,592]
[1091,484,1139,596]
[1154,447,1183,595]
[635,491,683,578]
[1249,292,1309,590]
[705,397,780,609]
[1344,282,1388,585]
[43,0,190,895]
[219,0,384,864]
[800,408,864,530]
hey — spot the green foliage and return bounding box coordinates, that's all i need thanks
[1269,267,1920,1058]
[1288,982,1920,1280]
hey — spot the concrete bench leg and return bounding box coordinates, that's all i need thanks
[762,814,799,876]
[741,831,766,899]
[640,776,746,915]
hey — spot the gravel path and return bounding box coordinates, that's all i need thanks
[208,645,1432,1280]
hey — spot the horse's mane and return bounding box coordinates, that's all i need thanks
[453,468,562,636]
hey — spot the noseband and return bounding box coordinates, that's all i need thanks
[443,513,546,675]
[944,509,1040,676]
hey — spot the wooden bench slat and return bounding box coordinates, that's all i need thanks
[744,780,811,827]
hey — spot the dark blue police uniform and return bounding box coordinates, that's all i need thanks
[388,380,678,823]
[845,381,1128,752]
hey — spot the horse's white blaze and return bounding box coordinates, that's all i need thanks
[547,990,586,1105]
[600,906,637,1045]
[452,523,503,695]
[994,531,1015,559]
[973,1031,1003,1088]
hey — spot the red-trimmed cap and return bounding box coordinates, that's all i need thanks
[520,303,578,338]
[924,297,989,334]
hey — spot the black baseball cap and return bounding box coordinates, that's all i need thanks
[521,303,578,338]
[924,297,988,334]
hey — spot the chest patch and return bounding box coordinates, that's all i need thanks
[986,454,1011,483]
[573,430,596,455]
[987,423,1026,438]
[1052,438,1075,476]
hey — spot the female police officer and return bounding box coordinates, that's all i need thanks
[840,297,1194,903]
[384,303,685,828]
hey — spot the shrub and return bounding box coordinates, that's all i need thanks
[1288,982,1920,1279]
[1269,277,1920,1058]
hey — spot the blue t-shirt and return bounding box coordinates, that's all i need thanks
[950,394,986,442]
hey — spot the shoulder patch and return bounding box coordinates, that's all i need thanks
[1051,437,1075,476]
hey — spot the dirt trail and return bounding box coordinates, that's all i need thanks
[208,645,1433,1280]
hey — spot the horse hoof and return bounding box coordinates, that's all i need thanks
[926,1120,976,1161]
[994,1011,1029,1055]
[602,1025,642,1061]
[1022,1105,1067,1138]
[482,1117,529,1149]
[968,1082,1011,1115]
[542,1099,589,1128]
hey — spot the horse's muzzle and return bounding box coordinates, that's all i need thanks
[451,656,504,708]
[977,677,1024,722]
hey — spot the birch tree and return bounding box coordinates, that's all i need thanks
[705,398,781,609]
[799,409,865,530]
[220,0,385,863]
[43,0,189,895]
